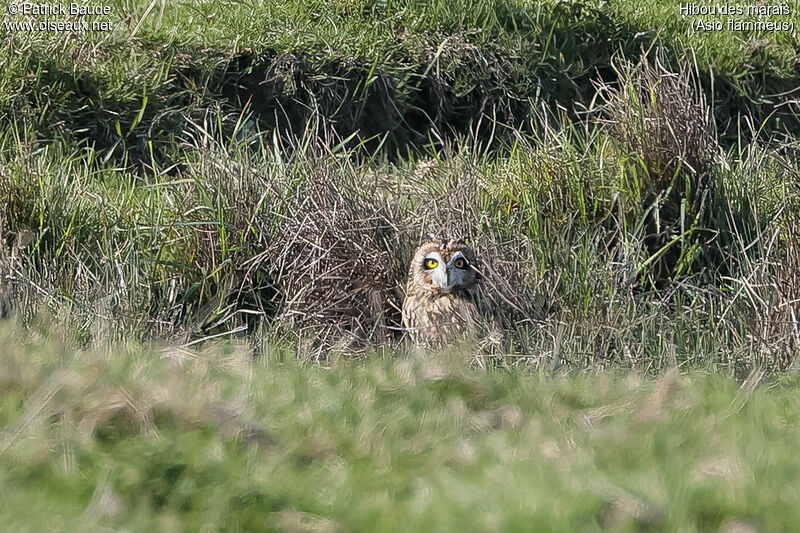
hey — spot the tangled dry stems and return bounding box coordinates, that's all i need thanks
[605,54,716,196]
[247,154,546,358]
[262,162,405,354]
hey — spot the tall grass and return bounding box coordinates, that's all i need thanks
[3,49,800,372]
[2,0,800,372]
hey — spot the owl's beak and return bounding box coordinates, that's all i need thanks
[444,267,455,291]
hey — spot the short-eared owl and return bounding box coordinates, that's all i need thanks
[402,237,480,347]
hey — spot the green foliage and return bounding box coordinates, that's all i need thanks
[2,323,800,530]
[2,0,798,161]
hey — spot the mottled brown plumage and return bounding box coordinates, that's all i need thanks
[402,237,480,347]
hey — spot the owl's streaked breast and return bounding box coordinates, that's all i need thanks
[402,286,478,347]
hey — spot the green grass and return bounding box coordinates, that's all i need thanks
[2,321,800,531]
[2,0,799,160]
[0,123,792,370]
[4,1,800,530]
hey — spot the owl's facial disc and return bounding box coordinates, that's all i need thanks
[444,251,471,290]
[422,252,448,290]
[421,251,475,293]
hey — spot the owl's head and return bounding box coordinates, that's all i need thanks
[409,237,480,294]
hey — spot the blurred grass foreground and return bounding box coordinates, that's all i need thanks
[2,321,800,531]
[3,0,800,530]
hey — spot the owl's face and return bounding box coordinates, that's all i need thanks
[409,238,479,294]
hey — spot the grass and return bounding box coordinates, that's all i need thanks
[2,321,800,531]
[2,0,799,161]
[3,55,799,371]
[4,0,800,528]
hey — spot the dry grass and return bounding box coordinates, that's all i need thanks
[260,158,406,356]
[604,52,717,199]
[1,50,799,373]
[598,51,719,286]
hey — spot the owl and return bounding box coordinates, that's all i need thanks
[402,237,481,347]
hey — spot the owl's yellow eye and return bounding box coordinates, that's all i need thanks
[453,258,466,269]
[424,258,438,269]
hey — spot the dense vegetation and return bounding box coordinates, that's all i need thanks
[2,0,800,529]
[2,0,800,370]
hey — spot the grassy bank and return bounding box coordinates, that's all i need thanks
[3,0,799,161]
[2,322,800,531]
[2,0,800,371]
[3,65,800,372]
